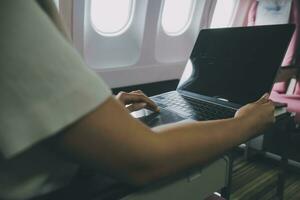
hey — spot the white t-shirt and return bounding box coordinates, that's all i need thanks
[0,1,112,199]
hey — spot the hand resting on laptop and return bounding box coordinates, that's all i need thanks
[116,90,160,113]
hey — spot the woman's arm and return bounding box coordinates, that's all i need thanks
[56,95,274,186]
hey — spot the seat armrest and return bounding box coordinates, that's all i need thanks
[121,157,230,200]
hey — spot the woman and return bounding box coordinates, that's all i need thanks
[0,1,275,199]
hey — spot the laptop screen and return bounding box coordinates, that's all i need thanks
[177,24,295,105]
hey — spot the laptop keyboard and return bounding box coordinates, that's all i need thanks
[151,91,236,121]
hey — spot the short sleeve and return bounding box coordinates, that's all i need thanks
[0,2,112,158]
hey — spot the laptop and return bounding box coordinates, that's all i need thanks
[139,24,295,127]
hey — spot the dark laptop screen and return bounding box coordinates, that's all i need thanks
[177,24,295,105]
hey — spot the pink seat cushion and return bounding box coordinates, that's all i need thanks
[272,82,287,94]
[270,91,300,123]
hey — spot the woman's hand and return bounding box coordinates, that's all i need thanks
[235,93,275,133]
[116,90,160,113]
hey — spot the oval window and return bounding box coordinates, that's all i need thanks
[162,0,196,36]
[90,0,135,36]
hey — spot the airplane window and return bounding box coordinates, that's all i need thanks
[90,0,135,36]
[162,0,196,36]
[210,0,238,28]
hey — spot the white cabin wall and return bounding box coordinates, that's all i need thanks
[70,0,214,88]
[59,0,254,89]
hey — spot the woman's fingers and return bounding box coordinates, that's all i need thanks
[127,103,147,112]
[128,93,159,112]
[256,93,270,104]
[117,91,159,112]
